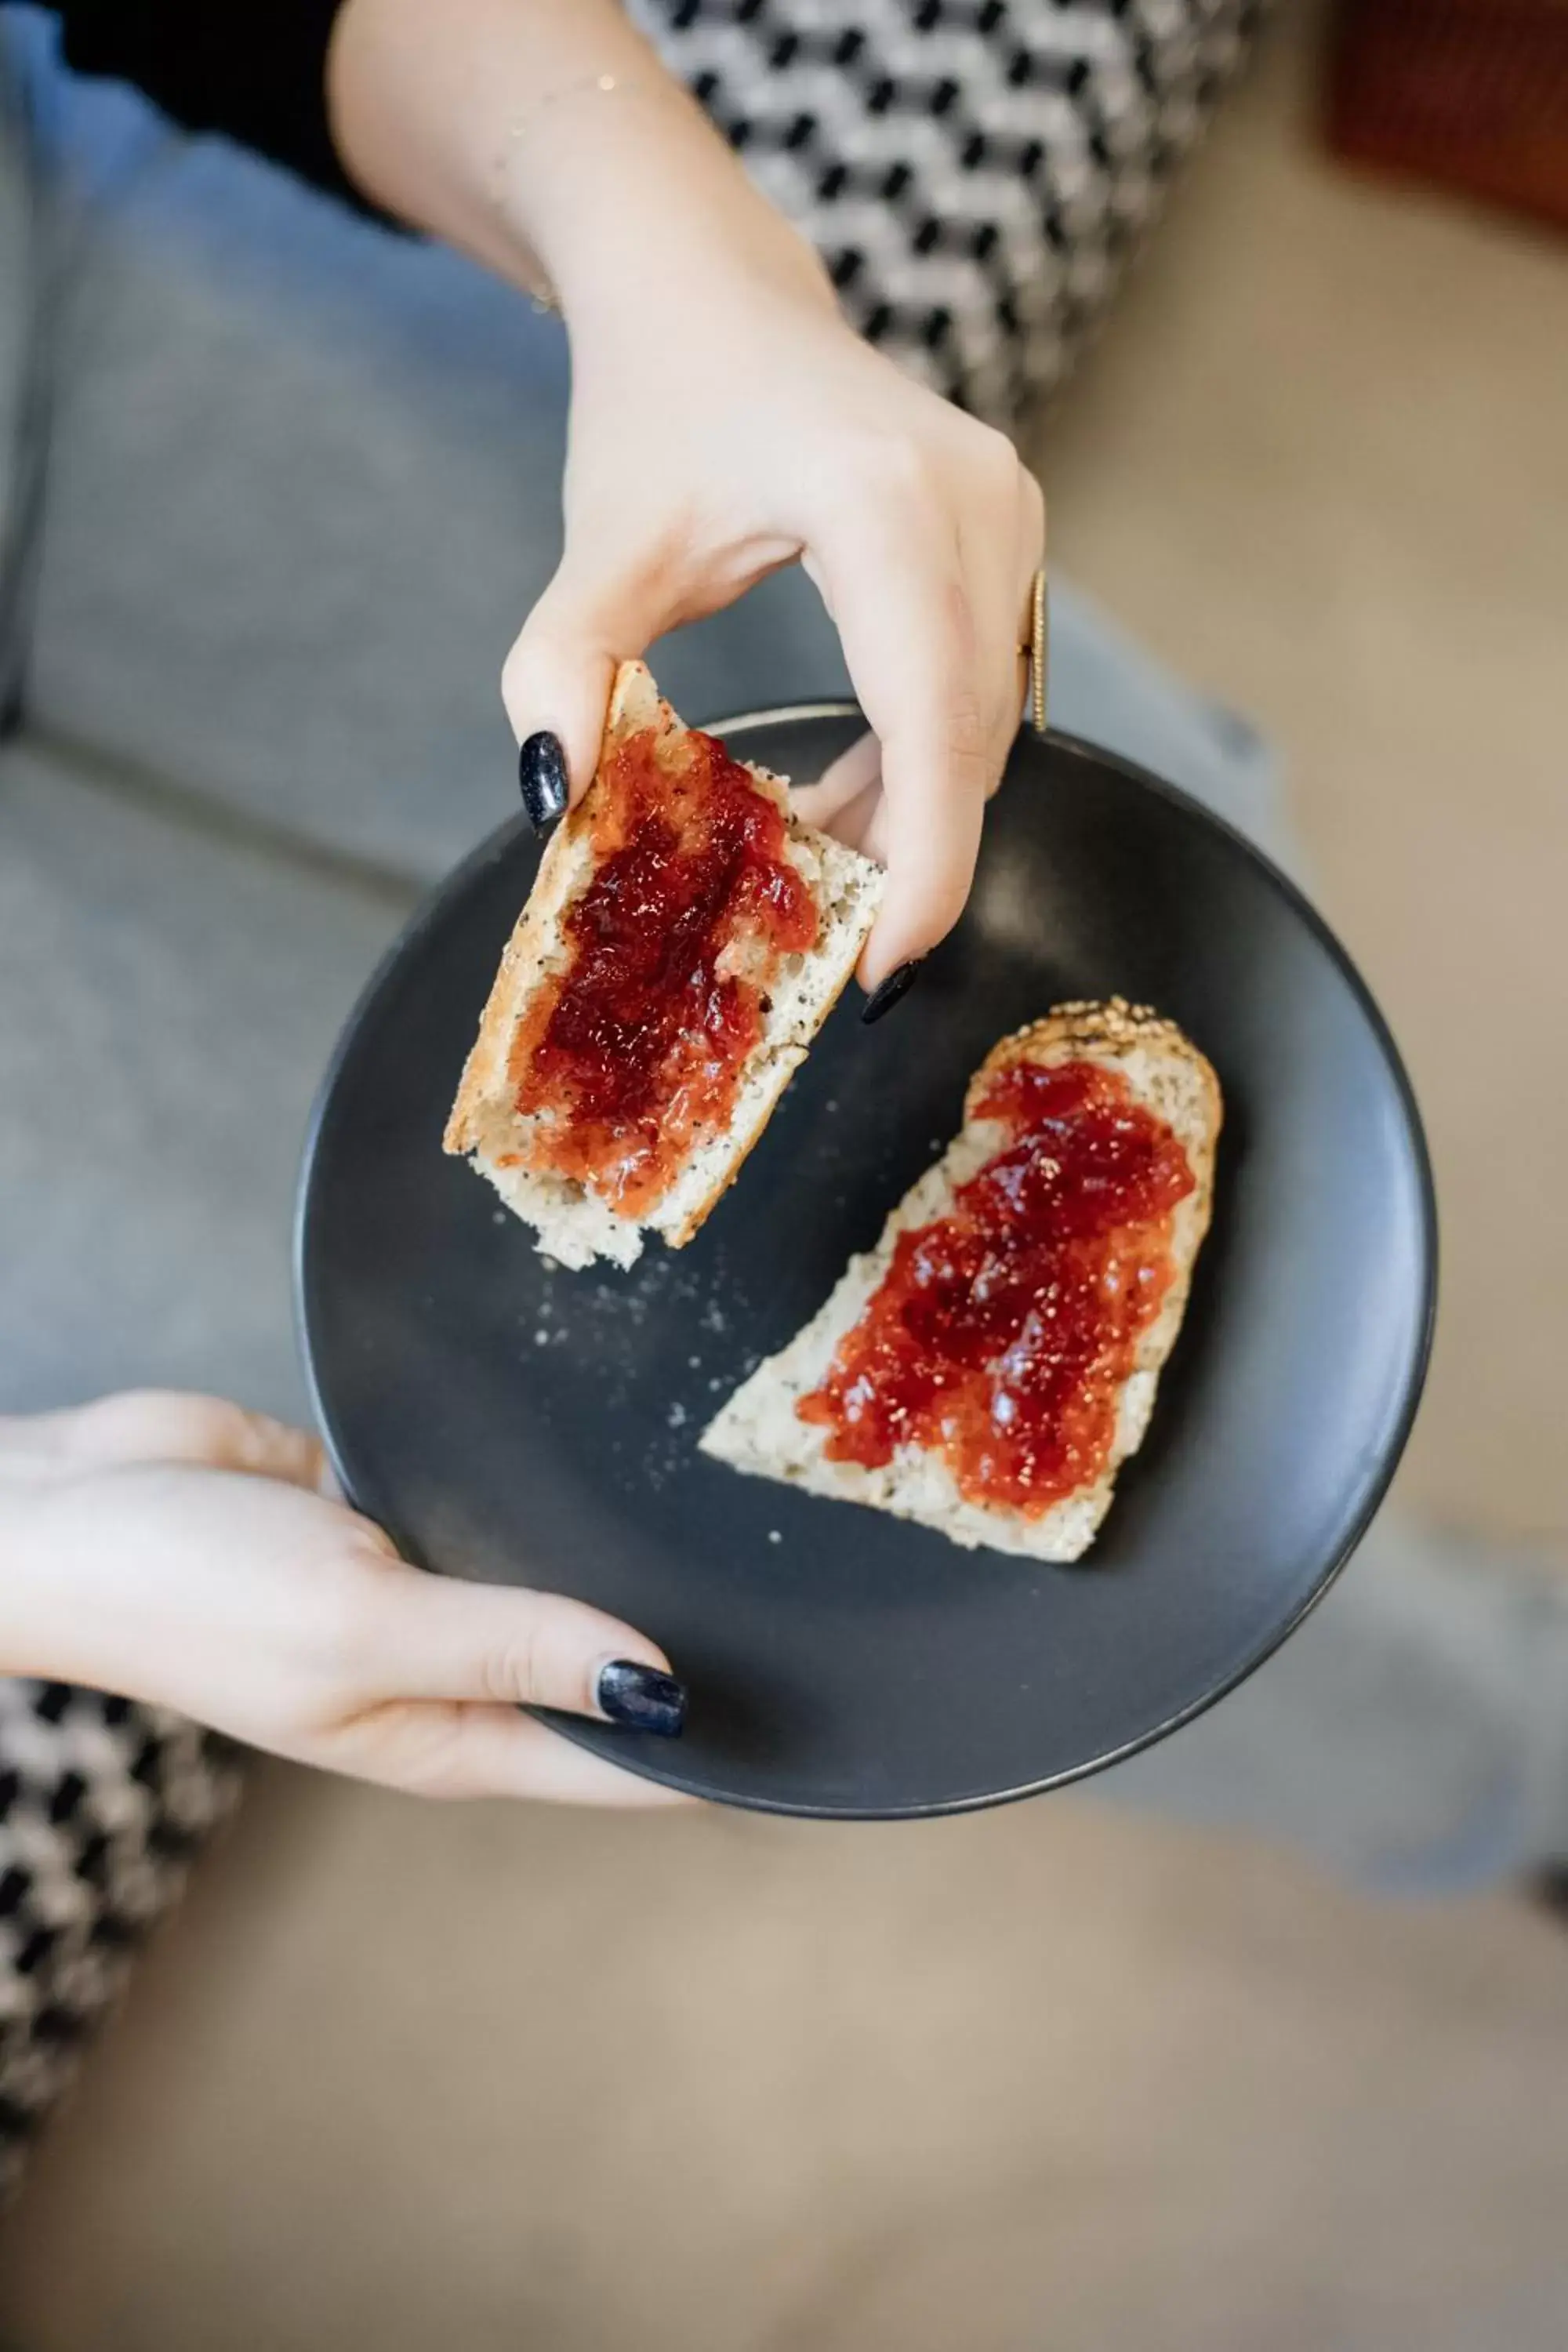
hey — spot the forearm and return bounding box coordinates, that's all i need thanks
[326,0,833,332]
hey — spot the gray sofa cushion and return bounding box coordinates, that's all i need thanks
[0,26,38,722]
[0,733,412,1417]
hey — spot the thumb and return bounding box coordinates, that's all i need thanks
[368,1566,687,1736]
[500,559,664,822]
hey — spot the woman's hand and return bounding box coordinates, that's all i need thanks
[503,267,1044,989]
[327,0,1044,993]
[0,1393,687,1806]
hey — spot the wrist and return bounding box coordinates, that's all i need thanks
[561,230,838,367]
[494,80,835,337]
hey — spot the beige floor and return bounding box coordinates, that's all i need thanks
[4,16,1568,2350]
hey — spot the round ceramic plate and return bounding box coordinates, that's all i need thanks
[296,710,1436,1817]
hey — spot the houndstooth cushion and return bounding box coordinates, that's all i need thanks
[0,1681,238,2199]
[634,0,1257,423]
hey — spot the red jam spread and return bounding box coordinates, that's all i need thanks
[508,721,817,1216]
[797,1059,1196,1516]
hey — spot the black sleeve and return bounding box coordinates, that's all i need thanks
[34,1,376,212]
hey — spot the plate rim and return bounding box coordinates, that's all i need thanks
[293,713,1439,1820]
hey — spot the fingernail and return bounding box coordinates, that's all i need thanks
[596,1659,687,1738]
[862,960,923,1025]
[518,730,569,835]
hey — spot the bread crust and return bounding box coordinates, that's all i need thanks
[700,1000,1221,1560]
[444,664,670,1162]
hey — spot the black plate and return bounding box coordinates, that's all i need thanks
[296,711,1436,1818]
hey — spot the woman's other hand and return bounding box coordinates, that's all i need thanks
[0,1393,687,1806]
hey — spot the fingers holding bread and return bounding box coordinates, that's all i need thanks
[808,509,989,987]
[500,557,670,829]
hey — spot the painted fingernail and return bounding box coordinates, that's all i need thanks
[518,730,569,834]
[596,1659,687,1738]
[861,960,922,1025]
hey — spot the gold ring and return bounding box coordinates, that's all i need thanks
[1021,564,1048,736]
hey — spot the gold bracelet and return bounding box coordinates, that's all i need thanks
[1020,564,1049,735]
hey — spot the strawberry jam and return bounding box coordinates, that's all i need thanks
[797,1060,1196,1516]
[508,721,818,1216]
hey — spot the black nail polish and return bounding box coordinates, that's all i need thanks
[862,960,922,1025]
[597,1660,687,1738]
[518,730,569,835]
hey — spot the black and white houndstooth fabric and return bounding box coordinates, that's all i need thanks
[633,0,1256,423]
[0,1682,238,2199]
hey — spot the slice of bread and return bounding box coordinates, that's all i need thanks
[700,1000,1221,1560]
[445,662,884,1270]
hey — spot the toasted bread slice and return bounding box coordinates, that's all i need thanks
[700,1000,1221,1560]
[445,662,883,1270]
